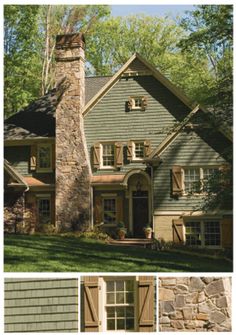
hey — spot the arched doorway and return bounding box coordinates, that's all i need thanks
[123,170,151,237]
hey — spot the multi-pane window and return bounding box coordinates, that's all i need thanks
[105,279,135,331]
[204,221,221,246]
[38,198,51,224]
[184,168,200,193]
[185,221,221,247]
[133,98,142,109]
[185,222,201,246]
[184,167,218,194]
[38,145,51,170]
[102,144,115,167]
[103,198,116,224]
[134,142,144,159]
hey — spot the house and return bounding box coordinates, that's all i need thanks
[5,278,78,332]
[4,33,233,249]
[81,276,155,332]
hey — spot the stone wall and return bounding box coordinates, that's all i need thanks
[55,33,91,232]
[159,277,231,332]
[4,192,24,233]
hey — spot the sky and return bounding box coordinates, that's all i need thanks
[111,5,195,18]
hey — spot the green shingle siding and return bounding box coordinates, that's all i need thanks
[153,131,227,211]
[84,75,190,176]
[4,146,30,176]
[4,279,78,333]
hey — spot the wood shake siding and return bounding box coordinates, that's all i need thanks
[84,75,190,176]
[4,279,78,333]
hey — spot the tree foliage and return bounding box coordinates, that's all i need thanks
[179,5,233,124]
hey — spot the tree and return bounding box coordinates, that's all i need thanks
[86,14,213,104]
[4,5,42,117]
[178,5,233,125]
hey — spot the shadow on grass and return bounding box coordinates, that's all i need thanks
[4,235,233,272]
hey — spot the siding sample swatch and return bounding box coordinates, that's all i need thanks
[5,278,78,333]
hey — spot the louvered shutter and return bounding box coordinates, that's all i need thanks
[94,196,103,225]
[83,276,100,332]
[141,97,148,110]
[115,142,123,167]
[93,143,101,169]
[30,145,37,171]
[172,166,183,196]
[116,196,123,223]
[172,219,184,243]
[144,140,151,157]
[127,141,133,161]
[138,276,154,332]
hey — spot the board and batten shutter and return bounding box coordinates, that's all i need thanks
[83,276,100,332]
[30,145,37,171]
[172,165,183,196]
[94,196,103,225]
[221,217,233,248]
[138,276,154,332]
[115,142,123,167]
[144,140,151,157]
[172,219,184,243]
[127,141,133,161]
[93,143,101,169]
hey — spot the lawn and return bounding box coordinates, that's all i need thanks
[4,234,233,272]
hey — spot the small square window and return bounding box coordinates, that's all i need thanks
[128,96,147,111]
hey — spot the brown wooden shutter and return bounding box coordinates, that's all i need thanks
[172,219,184,243]
[221,217,233,248]
[127,141,133,161]
[115,142,123,167]
[141,96,148,110]
[93,143,101,169]
[144,140,151,157]
[172,165,183,196]
[83,276,100,332]
[128,97,133,110]
[94,195,103,225]
[116,196,123,223]
[138,276,154,332]
[30,145,37,171]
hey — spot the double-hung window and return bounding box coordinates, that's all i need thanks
[133,142,145,160]
[184,167,218,194]
[37,196,51,225]
[102,144,115,168]
[103,198,116,225]
[105,279,135,331]
[37,144,52,172]
[185,220,221,247]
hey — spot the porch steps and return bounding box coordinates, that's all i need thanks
[108,238,155,248]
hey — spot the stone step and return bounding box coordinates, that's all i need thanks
[108,238,154,247]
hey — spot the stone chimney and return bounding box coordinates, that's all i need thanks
[55,33,91,231]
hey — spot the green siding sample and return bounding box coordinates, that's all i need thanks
[4,279,78,333]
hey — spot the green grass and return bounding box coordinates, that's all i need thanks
[4,234,233,272]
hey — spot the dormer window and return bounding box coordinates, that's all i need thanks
[128,96,147,111]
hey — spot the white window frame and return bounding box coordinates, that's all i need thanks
[183,166,219,195]
[132,141,145,161]
[101,143,115,169]
[129,96,145,110]
[99,277,137,332]
[36,194,51,225]
[102,196,117,226]
[184,219,221,248]
[37,143,52,172]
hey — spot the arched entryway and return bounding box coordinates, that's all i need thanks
[123,170,152,237]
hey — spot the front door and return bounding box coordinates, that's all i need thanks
[132,191,149,237]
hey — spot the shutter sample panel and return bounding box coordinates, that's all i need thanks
[4,278,78,333]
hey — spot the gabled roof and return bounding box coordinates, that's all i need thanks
[82,53,195,116]
[4,160,28,188]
